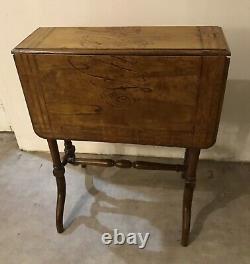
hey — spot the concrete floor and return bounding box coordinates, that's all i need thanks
[0,133,250,264]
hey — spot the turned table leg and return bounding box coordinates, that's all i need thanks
[47,139,66,233]
[181,148,200,246]
[64,140,75,163]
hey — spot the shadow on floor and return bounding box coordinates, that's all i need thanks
[58,160,250,263]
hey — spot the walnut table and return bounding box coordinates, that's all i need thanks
[12,26,230,246]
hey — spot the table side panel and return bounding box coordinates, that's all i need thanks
[14,53,228,148]
[13,54,52,134]
[193,56,229,147]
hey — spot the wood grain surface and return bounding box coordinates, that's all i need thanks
[14,53,229,148]
[12,26,230,56]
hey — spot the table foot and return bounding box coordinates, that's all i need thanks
[54,166,66,233]
[181,148,200,246]
[47,139,66,233]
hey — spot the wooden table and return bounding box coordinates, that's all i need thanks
[12,26,230,246]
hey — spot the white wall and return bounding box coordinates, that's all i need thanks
[0,96,11,131]
[0,0,249,161]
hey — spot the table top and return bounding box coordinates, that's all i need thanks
[12,26,230,56]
